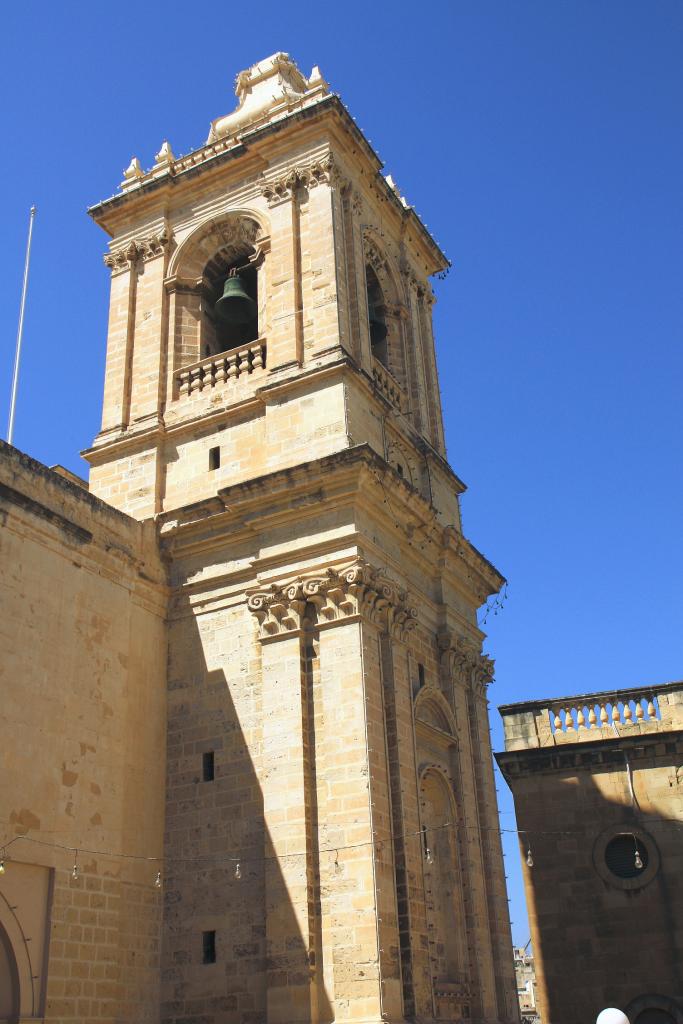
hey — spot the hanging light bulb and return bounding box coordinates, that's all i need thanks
[526,848,534,868]
[71,857,79,881]
[425,847,434,865]
[334,851,342,876]
[0,857,5,875]
[234,862,241,880]
[154,871,162,889]
[634,843,643,870]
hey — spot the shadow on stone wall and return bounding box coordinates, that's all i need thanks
[160,609,334,1024]
[518,761,683,1024]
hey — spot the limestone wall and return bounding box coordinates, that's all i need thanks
[497,685,683,1024]
[0,442,168,1023]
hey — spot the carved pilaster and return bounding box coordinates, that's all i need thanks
[247,560,418,642]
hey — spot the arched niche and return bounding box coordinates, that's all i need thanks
[415,686,458,738]
[363,233,408,389]
[419,766,470,1016]
[166,212,270,378]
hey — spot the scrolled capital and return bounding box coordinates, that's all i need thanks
[247,560,417,641]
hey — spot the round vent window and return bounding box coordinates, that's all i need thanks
[604,834,648,879]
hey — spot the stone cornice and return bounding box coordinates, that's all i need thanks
[495,729,683,781]
[88,96,448,275]
[247,559,418,642]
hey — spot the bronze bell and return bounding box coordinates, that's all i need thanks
[214,274,257,325]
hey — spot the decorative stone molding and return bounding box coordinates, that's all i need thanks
[300,155,345,190]
[349,189,363,218]
[417,284,437,307]
[138,228,173,261]
[259,156,345,207]
[247,560,418,641]
[363,234,388,274]
[121,156,144,190]
[103,241,140,274]
[104,229,173,274]
[439,632,495,694]
[385,301,410,321]
[398,255,423,293]
[154,140,175,166]
[259,170,299,207]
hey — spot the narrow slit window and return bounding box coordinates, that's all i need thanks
[209,447,220,471]
[418,663,425,690]
[202,930,216,964]
[202,751,215,782]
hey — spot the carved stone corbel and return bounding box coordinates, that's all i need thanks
[137,228,173,261]
[259,170,300,207]
[103,240,141,275]
[104,228,173,275]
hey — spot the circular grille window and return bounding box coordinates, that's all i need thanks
[604,834,648,879]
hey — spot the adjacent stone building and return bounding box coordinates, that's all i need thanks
[512,947,540,1024]
[1,53,518,1024]
[497,684,683,1024]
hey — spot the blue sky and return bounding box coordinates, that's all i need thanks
[1,2,681,946]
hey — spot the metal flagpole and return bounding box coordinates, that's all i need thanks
[7,205,37,446]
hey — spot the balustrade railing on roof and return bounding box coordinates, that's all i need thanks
[499,681,682,750]
[548,692,661,733]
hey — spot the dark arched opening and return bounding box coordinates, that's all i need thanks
[365,264,388,366]
[202,252,259,358]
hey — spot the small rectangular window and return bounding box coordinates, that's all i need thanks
[202,930,216,964]
[209,447,220,471]
[418,663,425,690]
[202,751,215,782]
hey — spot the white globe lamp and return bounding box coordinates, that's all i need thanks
[596,1009,630,1024]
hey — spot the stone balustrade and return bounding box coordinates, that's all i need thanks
[176,339,266,397]
[500,681,683,750]
[371,357,408,413]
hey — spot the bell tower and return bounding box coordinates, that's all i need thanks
[87,53,518,1024]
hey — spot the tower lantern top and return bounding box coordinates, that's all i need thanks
[208,52,329,143]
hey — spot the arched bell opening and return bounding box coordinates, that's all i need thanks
[201,250,260,357]
[365,264,388,367]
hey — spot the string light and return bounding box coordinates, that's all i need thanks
[0,816,676,881]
